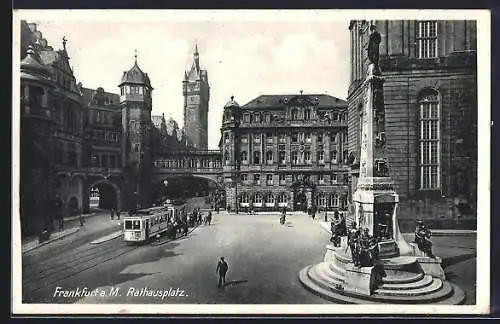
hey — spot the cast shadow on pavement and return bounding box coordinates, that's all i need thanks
[223,279,248,287]
[441,252,477,269]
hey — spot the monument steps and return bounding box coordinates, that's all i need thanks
[379,274,433,290]
[380,271,424,284]
[299,263,466,304]
[375,278,442,296]
[315,262,346,284]
[299,265,379,305]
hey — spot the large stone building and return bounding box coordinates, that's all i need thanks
[347,20,477,231]
[221,93,350,212]
[18,21,202,237]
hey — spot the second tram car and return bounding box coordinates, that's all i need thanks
[123,202,186,243]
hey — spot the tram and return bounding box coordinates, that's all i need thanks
[123,201,187,243]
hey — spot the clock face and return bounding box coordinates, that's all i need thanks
[188,95,199,104]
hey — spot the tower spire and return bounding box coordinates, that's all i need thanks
[134,49,138,63]
[193,42,200,70]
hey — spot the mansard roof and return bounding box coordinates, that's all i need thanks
[242,93,347,110]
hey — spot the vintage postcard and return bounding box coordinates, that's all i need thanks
[11,9,490,315]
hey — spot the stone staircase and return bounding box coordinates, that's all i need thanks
[299,248,466,304]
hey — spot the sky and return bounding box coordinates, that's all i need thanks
[25,12,351,149]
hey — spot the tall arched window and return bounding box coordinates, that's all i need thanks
[291,150,299,164]
[304,108,311,120]
[266,151,273,164]
[316,194,326,208]
[254,193,263,206]
[241,151,248,164]
[291,109,298,120]
[278,193,288,206]
[329,194,339,207]
[253,151,261,164]
[418,89,440,190]
[265,193,275,205]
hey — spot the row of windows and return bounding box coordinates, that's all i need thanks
[238,192,348,207]
[240,110,347,123]
[154,159,222,169]
[85,130,120,142]
[239,173,349,186]
[230,132,348,144]
[91,153,118,168]
[120,85,150,97]
[235,150,349,165]
[89,110,117,125]
[91,96,115,106]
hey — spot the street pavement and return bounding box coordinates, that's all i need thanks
[21,210,477,305]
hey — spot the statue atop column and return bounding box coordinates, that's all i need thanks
[367,24,382,75]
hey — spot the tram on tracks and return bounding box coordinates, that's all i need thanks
[123,200,187,243]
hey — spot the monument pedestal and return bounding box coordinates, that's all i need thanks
[344,265,376,296]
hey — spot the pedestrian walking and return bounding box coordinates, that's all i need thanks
[216,257,229,288]
[207,210,212,226]
[79,213,85,227]
[110,208,115,220]
[183,220,189,236]
[116,209,121,220]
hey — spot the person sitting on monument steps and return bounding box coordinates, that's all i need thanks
[330,211,347,247]
[414,220,435,258]
[357,228,379,267]
[347,222,361,266]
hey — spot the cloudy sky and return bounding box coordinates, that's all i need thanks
[21,11,352,149]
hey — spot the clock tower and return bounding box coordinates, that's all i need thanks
[183,44,210,149]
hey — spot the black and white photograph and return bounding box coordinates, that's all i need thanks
[11,9,490,315]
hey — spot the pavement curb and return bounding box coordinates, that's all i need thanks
[22,227,81,254]
[63,212,98,222]
[89,230,124,245]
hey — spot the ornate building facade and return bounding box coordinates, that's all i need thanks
[347,20,477,231]
[221,93,350,212]
[18,21,201,237]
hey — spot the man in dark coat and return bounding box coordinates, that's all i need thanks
[414,220,434,257]
[216,257,229,288]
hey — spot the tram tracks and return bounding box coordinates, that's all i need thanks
[22,241,143,293]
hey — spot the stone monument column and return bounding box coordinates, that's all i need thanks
[298,23,463,304]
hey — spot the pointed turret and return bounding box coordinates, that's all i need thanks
[194,43,200,71]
